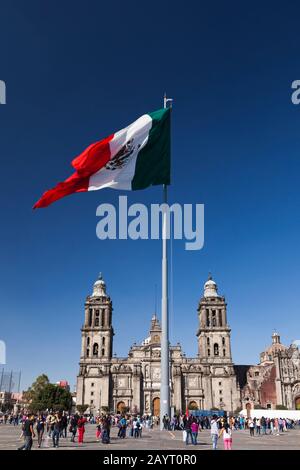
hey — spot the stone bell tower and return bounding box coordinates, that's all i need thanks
[76,274,114,412]
[197,274,233,364]
[80,273,113,361]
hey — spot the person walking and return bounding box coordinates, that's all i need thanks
[219,422,233,450]
[77,415,86,444]
[261,416,267,435]
[256,418,261,435]
[36,414,45,448]
[17,414,35,450]
[191,418,199,445]
[96,421,101,442]
[60,412,68,438]
[52,413,62,448]
[118,416,127,439]
[185,415,193,445]
[70,414,78,442]
[249,419,255,437]
[210,415,219,450]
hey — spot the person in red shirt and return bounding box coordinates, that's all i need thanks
[77,416,87,444]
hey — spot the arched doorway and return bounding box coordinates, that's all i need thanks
[153,397,160,417]
[188,401,199,410]
[117,401,126,413]
[295,397,300,410]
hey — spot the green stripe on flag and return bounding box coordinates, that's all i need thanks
[131,107,171,190]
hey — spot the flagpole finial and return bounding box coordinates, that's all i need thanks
[163,93,173,109]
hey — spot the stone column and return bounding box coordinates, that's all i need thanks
[100,368,110,408]
[274,354,283,405]
[76,376,84,407]
[173,366,182,413]
[203,368,213,409]
[132,365,141,413]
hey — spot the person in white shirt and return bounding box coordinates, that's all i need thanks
[210,415,219,450]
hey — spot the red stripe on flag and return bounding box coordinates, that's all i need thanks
[33,134,114,209]
[72,134,114,176]
[33,172,89,209]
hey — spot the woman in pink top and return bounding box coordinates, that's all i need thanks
[191,419,199,445]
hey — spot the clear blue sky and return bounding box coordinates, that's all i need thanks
[1,1,300,391]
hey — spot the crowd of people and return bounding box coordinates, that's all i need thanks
[0,410,299,450]
[0,411,158,449]
[161,412,300,450]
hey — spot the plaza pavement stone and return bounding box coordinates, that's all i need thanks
[0,424,300,450]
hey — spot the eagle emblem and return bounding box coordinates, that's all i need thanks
[105,138,140,171]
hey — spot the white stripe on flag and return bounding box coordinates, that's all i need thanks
[88,114,152,191]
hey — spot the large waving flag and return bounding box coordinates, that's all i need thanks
[33,108,170,209]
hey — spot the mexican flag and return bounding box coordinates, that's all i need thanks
[33,108,170,209]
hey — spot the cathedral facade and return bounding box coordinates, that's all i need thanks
[76,275,300,415]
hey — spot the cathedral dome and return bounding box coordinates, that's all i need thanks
[203,274,219,298]
[260,332,287,364]
[92,273,107,297]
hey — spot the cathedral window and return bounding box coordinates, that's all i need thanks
[102,337,105,345]
[222,337,225,346]
[87,337,90,346]
[208,348,210,356]
[101,309,105,327]
[212,311,216,327]
[219,390,222,394]
[93,343,99,356]
[86,348,90,357]
[90,400,94,404]
[206,309,210,327]
[214,343,219,356]
[88,309,93,326]
[223,349,226,356]
[95,317,99,326]
[219,310,222,326]
[91,383,94,387]
[219,382,222,386]
[102,348,105,356]
[91,391,94,396]
[207,338,210,345]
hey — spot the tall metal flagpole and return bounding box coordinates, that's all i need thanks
[160,93,172,429]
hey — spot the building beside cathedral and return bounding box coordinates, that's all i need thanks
[76,274,300,415]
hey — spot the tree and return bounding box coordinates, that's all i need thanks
[26,375,73,413]
[77,404,89,414]
[24,374,50,402]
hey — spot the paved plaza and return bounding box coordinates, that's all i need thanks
[0,424,299,450]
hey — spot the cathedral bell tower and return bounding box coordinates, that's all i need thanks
[76,274,114,412]
[80,274,113,362]
[197,274,232,364]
